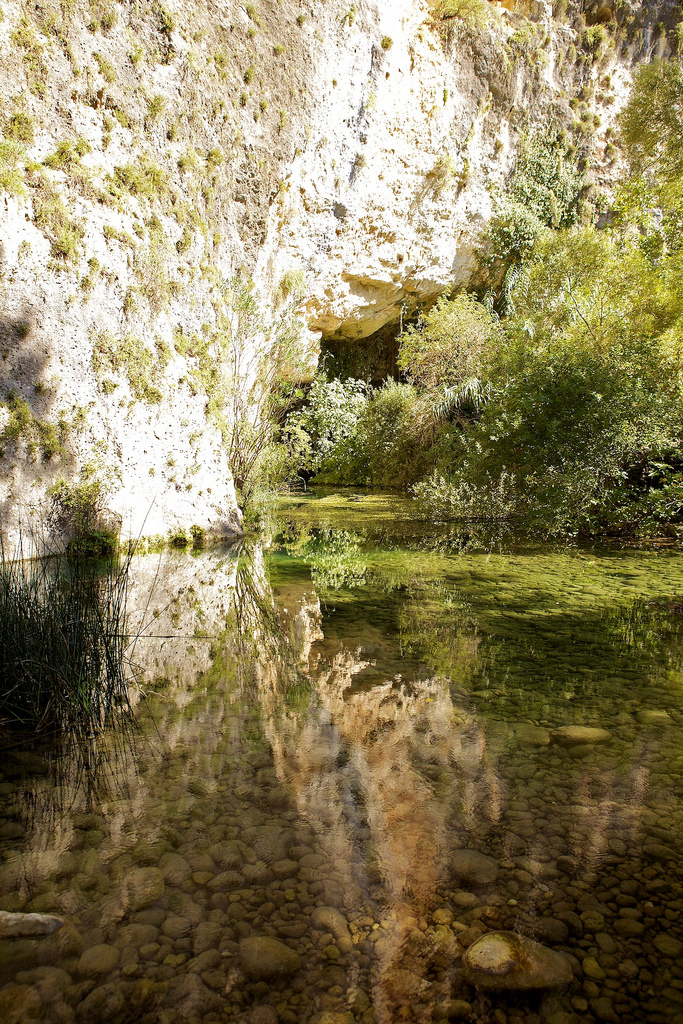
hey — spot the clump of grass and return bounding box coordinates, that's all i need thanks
[93,51,116,82]
[0,525,137,732]
[276,268,305,304]
[5,112,34,144]
[381,35,393,49]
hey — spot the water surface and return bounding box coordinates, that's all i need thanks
[1,495,683,1024]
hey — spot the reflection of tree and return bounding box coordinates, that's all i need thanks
[398,582,481,685]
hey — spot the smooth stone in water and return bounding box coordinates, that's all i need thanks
[452,849,498,886]
[511,723,551,746]
[238,936,302,979]
[0,911,63,938]
[310,906,351,939]
[77,943,120,976]
[653,933,683,957]
[123,867,164,911]
[552,726,610,745]
[463,931,573,990]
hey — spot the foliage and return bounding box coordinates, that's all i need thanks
[398,294,503,400]
[416,226,683,535]
[209,280,313,507]
[482,129,584,307]
[285,378,437,489]
[0,390,68,463]
[620,58,683,191]
[429,0,490,30]
[48,475,120,556]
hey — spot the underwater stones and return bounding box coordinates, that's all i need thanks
[193,920,222,956]
[614,918,645,938]
[580,910,605,932]
[207,870,243,891]
[453,891,479,908]
[582,957,606,980]
[653,933,683,957]
[643,842,675,861]
[159,853,192,885]
[433,1000,473,1021]
[595,932,617,954]
[161,916,191,940]
[243,825,292,864]
[462,931,573,990]
[511,723,551,746]
[209,841,242,871]
[250,1007,278,1024]
[636,710,671,726]
[118,923,159,947]
[534,918,569,945]
[123,867,164,912]
[0,983,43,1023]
[311,906,350,939]
[272,858,299,879]
[77,982,127,1021]
[589,996,619,1023]
[240,862,274,886]
[238,936,302,979]
[552,726,610,745]
[77,943,120,976]
[452,849,499,886]
[0,911,63,938]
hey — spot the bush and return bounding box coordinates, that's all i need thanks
[398,294,503,396]
[430,0,490,30]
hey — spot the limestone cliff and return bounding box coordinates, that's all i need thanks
[0,0,669,540]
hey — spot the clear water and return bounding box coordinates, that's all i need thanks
[1,494,683,1024]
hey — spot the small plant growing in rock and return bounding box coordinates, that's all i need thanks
[93,51,116,82]
[273,43,286,55]
[381,35,393,49]
[296,14,306,26]
[243,65,255,84]
[6,112,35,144]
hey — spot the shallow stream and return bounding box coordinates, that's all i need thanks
[1,493,683,1024]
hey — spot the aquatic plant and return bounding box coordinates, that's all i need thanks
[0,536,137,732]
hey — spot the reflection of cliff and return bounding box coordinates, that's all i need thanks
[253,574,497,1022]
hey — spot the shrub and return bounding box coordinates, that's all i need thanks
[398,294,503,396]
[429,0,490,30]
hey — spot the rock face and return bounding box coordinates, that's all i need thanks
[463,931,573,990]
[238,936,302,980]
[0,0,631,539]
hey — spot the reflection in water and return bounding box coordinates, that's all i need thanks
[1,529,683,1024]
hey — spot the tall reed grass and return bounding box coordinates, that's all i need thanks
[0,537,136,732]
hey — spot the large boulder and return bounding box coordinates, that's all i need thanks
[463,931,573,990]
